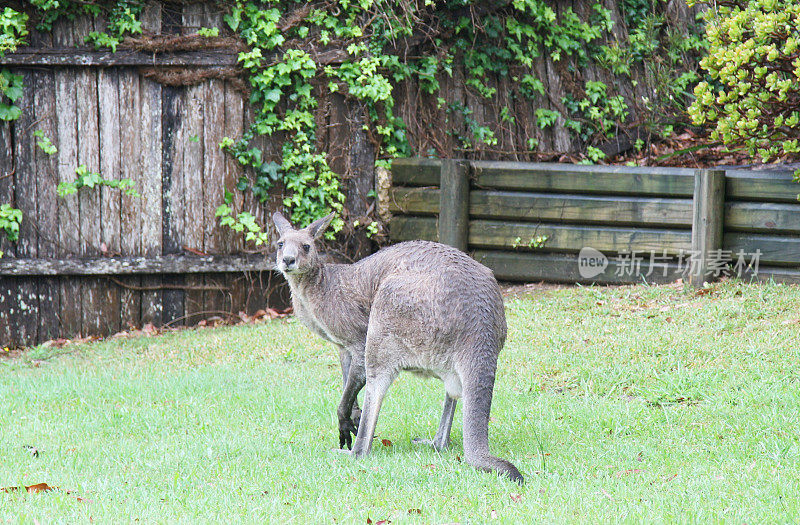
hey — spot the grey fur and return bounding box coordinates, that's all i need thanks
[272,212,523,483]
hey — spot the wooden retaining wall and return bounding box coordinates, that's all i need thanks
[388,159,800,284]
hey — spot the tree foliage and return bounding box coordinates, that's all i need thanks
[688,0,800,161]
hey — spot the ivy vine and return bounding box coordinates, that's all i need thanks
[0,0,707,251]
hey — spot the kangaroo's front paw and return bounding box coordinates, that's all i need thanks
[338,417,357,450]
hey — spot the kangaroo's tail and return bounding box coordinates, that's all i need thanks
[461,359,524,484]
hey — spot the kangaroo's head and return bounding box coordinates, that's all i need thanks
[272,212,335,276]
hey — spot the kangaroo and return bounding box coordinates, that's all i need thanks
[272,211,523,483]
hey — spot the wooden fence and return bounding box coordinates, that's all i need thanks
[388,159,800,285]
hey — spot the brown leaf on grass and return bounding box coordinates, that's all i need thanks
[381,439,392,447]
[2,482,55,493]
[615,468,645,477]
[408,509,422,515]
[509,493,522,503]
[1,482,92,502]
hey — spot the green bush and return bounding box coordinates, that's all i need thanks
[688,0,800,161]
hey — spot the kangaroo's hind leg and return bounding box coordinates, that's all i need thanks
[412,394,457,451]
[351,369,397,458]
[338,345,362,429]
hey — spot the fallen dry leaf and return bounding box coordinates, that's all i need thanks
[509,493,522,503]
[2,483,55,493]
[407,509,422,515]
[615,469,645,477]
[381,439,392,447]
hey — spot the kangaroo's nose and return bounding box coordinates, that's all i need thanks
[283,256,296,266]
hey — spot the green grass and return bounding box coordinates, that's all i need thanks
[2,280,800,523]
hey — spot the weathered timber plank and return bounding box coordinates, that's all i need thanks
[140,73,164,325]
[724,233,800,266]
[0,118,14,342]
[388,216,439,243]
[223,81,246,314]
[12,70,40,344]
[202,78,227,314]
[138,2,164,326]
[471,161,696,196]
[183,4,208,322]
[690,169,726,287]
[75,40,105,335]
[471,251,683,284]
[118,68,142,328]
[0,254,274,276]
[0,47,239,67]
[161,83,186,325]
[33,67,62,341]
[745,266,800,284]
[726,170,800,203]
[438,160,469,251]
[54,17,83,337]
[98,66,122,335]
[388,188,695,227]
[391,158,443,186]
[726,202,800,234]
[469,220,692,255]
[387,187,439,215]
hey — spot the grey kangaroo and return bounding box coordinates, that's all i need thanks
[272,211,523,483]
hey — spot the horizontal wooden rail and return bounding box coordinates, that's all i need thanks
[0,47,239,67]
[390,216,693,255]
[725,201,800,234]
[0,46,351,69]
[389,187,694,228]
[724,233,800,266]
[0,254,274,276]
[471,161,696,196]
[725,170,800,203]
[472,250,684,284]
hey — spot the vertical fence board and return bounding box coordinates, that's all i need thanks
[183,4,206,323]
[0,118,14,342]
[203,79,228,314]
[140,76,164,325]
[139,1,164,326]
[53,18,83,337]
[98,68,122,334]
[33,67,62,341]
[12,70,39,344]
[75,13,105,337]
[161,85,186,325]
[691,169,726,287]
[118,69,142,328]
[223,82,246,313]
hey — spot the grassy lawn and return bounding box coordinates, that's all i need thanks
[1,280,799,523]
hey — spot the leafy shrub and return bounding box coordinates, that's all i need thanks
[688,0,800,161]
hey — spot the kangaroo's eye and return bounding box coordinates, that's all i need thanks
[302,244,311,253]
[277,241,284,249]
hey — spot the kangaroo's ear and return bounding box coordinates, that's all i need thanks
[272,212,294,236]
[306,212,335,239]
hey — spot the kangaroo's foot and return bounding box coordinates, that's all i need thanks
[338,416,357,450]
[411,436,449,452]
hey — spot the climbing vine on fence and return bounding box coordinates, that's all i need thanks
[0,0,707,250]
